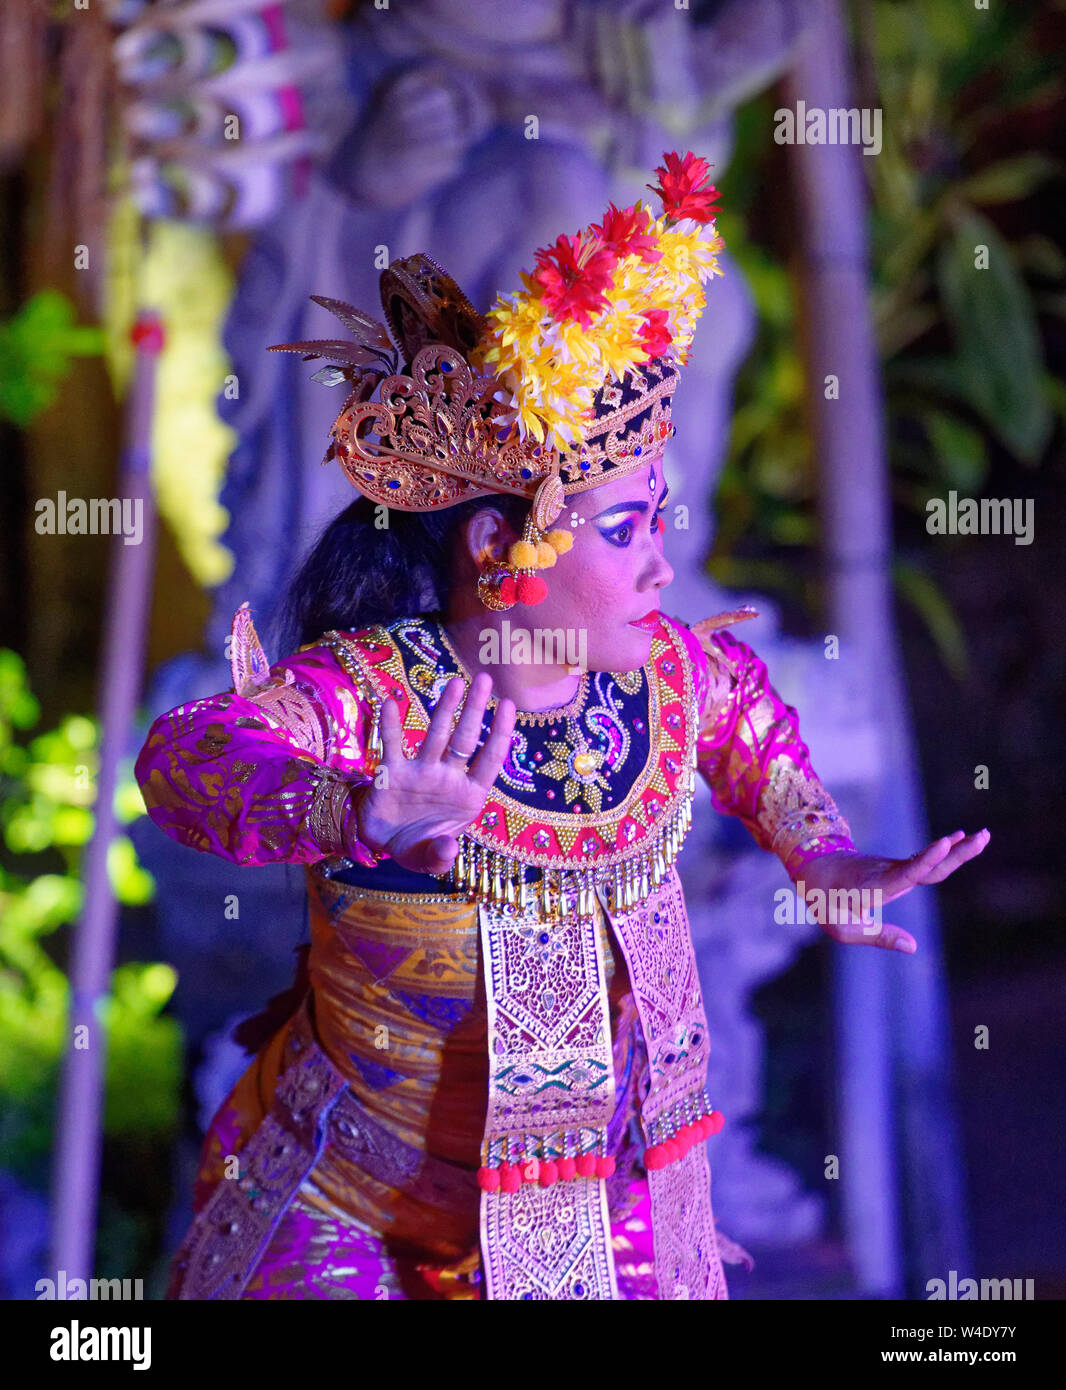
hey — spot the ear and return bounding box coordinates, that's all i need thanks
[463,507,518,566]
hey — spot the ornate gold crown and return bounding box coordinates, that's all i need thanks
[269,255,680,531]
[269,151,723,537]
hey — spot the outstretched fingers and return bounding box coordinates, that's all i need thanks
[377,694,404,765]
[919,828,990,884]
[825,916,918,953]
[874,829,989,898]
[469,697,517,788]
[419,677,469,762]
[448,672,495,761]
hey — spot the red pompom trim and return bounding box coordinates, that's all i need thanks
[500,1165,521,1194]
[557,1156,576,1181]
[706,1110,725,1134]
[498,575,517,605]
[595,1155,615,1178]
[477,1165,501,1192]
[575,1153,597,1178]
[644,1144,668,1170]
[516,573,548,605]
[538,1159,559,1187]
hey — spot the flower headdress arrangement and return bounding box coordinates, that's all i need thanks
[269,152,724,608]
[470,151,724,451]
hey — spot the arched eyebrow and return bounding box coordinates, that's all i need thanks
[592,498,648,520]
[591,477,670,522]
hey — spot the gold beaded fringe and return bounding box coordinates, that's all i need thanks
[444,753,696,920]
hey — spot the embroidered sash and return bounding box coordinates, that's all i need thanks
[474,870,722,1300]
[606,869,725,1300]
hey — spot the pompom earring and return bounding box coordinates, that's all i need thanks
[476,514,574,610]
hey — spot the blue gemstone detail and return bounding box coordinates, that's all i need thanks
[441,361,452,371]
[387,480,400,488]
[391,990,472,1028]
[634,445,642,455]
[348,1051,406,1092]
[579,461,590,471]
[539,932,550,945]
[520,468,532,479]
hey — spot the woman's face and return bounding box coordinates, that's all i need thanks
[532,455,675,672]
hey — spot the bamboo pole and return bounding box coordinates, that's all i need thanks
[782,0,903,1296]
[51,309,163,1282]
[784,0,970,1295]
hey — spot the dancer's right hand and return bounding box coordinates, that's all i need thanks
[348,673,516,876]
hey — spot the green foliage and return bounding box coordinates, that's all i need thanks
[0,291,104,427]
[0,650,181,1181]
[713,0,1064,671]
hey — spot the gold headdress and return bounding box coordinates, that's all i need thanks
[269,151,724,605]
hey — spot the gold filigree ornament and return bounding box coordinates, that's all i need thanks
[267,256,683,601]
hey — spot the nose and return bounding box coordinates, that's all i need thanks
[641,543,674,593]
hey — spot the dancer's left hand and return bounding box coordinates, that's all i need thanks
[794,829,991,954]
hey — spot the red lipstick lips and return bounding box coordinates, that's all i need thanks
[628,611,661,633]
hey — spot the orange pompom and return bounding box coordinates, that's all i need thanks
[544,529,574,554]
[535,540,558,568]
[509,540,538,569]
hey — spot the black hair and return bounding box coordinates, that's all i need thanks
[272,492,530,654]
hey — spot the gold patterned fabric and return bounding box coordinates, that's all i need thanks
[139,607,856,1298]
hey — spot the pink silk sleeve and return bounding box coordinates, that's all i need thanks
[133,642,382,868]
[678,622,858,880]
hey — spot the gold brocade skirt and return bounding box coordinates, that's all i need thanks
[184,877,656,1298]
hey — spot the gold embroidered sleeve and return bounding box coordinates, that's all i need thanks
[691,627,857,877]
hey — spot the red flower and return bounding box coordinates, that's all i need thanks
[648,150,721,225]
[590,203,662,264]
[532,232,618,327]
[637,308,672,359]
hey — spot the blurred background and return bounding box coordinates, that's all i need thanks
[1,0,1063,1300]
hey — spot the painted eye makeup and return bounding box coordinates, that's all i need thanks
[599,516,637,548]
[595,483,670,547]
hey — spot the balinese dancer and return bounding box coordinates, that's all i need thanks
[135,152,988,1300]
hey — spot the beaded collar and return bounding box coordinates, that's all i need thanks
[322,614,698,916]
